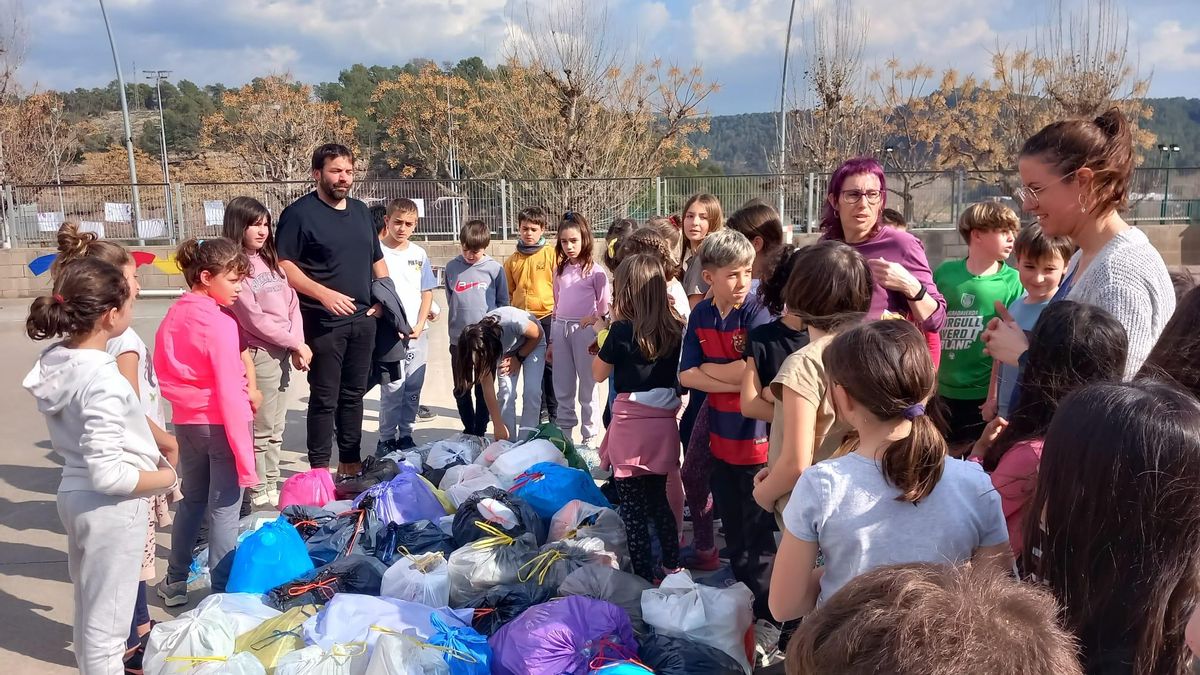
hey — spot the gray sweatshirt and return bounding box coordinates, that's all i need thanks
[445,254,510,344]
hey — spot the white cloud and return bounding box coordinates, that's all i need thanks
[1142,20,1200,72]
[688,0,789,63]
[636,1,672,38]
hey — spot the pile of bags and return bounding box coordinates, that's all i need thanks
[148,429,757,674]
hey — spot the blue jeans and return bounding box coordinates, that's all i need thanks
[497,339,547,439]
[166,424,242,592]
[379,331,427,441]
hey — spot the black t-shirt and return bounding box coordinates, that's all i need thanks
[275,191,383,327]
[598,320,681,393]
[747,319,809,386]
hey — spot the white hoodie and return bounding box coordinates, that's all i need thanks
[24,344,167,496]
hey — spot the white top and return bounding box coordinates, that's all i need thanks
[381,241,437,319]
[667,279,690,322]
[783,453,1007,606]
[23,345,171,496]
[1065,227,1174,379]
[107,327,165,427]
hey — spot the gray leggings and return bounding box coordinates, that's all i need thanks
[166,424,243,592]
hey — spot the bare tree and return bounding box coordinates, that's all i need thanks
[0,0,24,99]
[1039,0,1150,118]
[870,59,943,222]
[787,1,881,174]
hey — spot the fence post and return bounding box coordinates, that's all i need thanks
[0,184,11,248]
[655,176,663,214]
[499,178,508,240]
[805,172,816,232]
[174,182,187,242]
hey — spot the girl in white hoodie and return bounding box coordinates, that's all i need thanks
[24,257,178,675]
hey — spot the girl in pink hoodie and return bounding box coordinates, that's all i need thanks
[153,237,253,604]
[223,197,311,509]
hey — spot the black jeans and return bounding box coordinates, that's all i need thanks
[305,313,377,468]
[539,315,557,420]
[710,458,777,619]
[450,346,489,436]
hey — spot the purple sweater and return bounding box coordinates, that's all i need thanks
[832,226,946,333]
[228,252,305,351]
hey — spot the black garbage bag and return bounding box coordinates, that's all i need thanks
[374,519,455,566]
[333,457,401,501]
[638,633,745,675]
[264,554,388,611]
[281,505,338,540]
[513,538,615,596]
[452,487,546,548]
[464,582,555,636]
[305,497,383,567]
[559,564,653,633]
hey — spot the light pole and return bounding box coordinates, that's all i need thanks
[50,107,66,215]
[444,72,461,229]
[144,69,173,237]
[777,0,798,225]
[1160,143,1181,221]
[98,0,142,239]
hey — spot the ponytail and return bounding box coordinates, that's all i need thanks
[757,244,798,315]
[27,258,130,341]
[51,219,133,278]
[825,320,945,503]
[453,317,503,396]
[1020,106,1134,216]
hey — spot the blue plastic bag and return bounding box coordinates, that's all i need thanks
[353,463,447,525]
[226,516,315,594]
[509,462,611,521]
[428,612,493,675]
[591,662,654,674]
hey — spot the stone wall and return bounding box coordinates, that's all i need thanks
[2,223,1196,299]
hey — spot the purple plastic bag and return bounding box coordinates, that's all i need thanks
[489,596,637,675]
[353,464,447,525]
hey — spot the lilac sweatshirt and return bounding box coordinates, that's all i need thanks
[834,226,947,333]
[553,261,610,321]
[228,253,305,352]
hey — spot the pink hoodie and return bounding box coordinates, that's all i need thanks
[154,292,256,487]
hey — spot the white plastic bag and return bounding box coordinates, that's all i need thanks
[548,500,630,570]
[303,594,473,654]
[427,438,482,471]
[473,440,514,467]
[438,464,496,491]
[381,449,425,473]
[441,465,504,508]
[641,570,755,674]
[194,592,282,636]
[380,552,450,608]
[364,634,450,675]
[274,644,370,675]
[144,604,237,675]
[489,440,566,486]
[192,652,268,675]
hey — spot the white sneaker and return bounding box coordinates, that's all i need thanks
[268,489,280,506]
[250,492,271,508]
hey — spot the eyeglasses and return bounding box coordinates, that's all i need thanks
[840,190,883,205]
[1013,171,1076,208]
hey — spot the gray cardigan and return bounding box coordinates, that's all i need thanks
[1066,227,1174,378]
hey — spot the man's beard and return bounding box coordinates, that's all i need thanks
[320,177,351,199]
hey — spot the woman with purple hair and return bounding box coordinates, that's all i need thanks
[820,157,946,354]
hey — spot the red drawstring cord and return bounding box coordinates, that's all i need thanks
[508,471,543,493]
[287,576,339,598]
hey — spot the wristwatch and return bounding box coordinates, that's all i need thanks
[906,285,928,303]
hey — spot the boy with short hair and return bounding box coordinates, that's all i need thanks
[445,219,509,437]
[678,228,772,616]
[881,207,908,231]
[934,202,1024,451]
[504,206,557,425]
[985,223,1074,419]
[377,198,436,453]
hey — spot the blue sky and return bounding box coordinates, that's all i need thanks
[15,0,1200,115]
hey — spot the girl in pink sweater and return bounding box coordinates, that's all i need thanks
[223,197,311,509]
[153,237,253,604]
[969,301,1127,560]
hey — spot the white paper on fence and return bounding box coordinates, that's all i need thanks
[364,633,449,675]
[36,211,64,232]
[641,570,756,674]
[204,200,226,227]
[105,202,132,222]
[489,439,566,486]
[79,221,105,238]
[137,218,168,239]
[192,651,268,675]
[380,553,449,608]
[445,474,504,509]
[410,198,425,218]
[143,604,237,675]
[302,593,472,654]
[473,440,514,467]
[274,644,370,675]
[194,592,283,636]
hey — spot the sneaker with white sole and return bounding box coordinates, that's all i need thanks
[156,578,188,607]
[250,492,272,508]
[267,489,280,506]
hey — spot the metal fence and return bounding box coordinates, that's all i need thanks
[3,167,1199,247]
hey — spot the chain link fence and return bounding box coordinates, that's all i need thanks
[3,167,1198,247]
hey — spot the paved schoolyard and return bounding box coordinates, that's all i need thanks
[0,291,491,673]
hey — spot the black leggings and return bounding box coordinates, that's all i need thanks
[615,474,680,581]
[127,581,149,649]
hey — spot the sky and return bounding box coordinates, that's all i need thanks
[13,0,1200,115]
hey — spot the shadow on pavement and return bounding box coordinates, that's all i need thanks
[0,587,75,667]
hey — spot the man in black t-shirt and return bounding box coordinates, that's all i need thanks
[276,143,388,476]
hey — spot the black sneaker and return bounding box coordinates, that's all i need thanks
[375,437,403,459]
[417,405,435,420]
[398,436,417,450]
